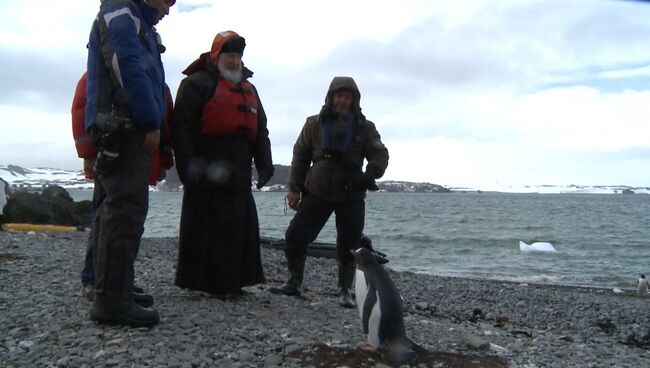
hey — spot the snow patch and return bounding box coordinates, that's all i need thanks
[0,164,92,190]
[449,183,650,194]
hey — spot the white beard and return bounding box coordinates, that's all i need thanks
[218,64,243,84]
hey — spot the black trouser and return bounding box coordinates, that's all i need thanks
[92,129,151,311]
[284,192,365,265]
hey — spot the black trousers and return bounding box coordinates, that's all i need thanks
[92,129,151,311]
[284,192,365,265]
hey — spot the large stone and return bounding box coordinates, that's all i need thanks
[2,185,91,227]
[0,177,8,216]
[461,332,490,351]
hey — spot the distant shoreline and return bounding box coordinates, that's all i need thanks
[7,186,650,195]
[2,164,648,194]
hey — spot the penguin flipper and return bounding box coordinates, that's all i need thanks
[362,285,377,334]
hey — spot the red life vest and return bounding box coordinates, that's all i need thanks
[201,79,259,141]
[71,73,98,162]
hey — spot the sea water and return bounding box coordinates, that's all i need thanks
[69,190,650,290]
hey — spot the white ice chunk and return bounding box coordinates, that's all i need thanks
[519,241,556,253]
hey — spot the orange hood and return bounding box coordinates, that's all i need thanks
[183,30,245,76]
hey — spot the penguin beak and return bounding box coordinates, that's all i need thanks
[349,249,357,258]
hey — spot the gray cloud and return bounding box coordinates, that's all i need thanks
[301,24,516,94]
[0,49,85,113]
[212,0,650,151]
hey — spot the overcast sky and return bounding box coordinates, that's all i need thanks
[1,0,649,188]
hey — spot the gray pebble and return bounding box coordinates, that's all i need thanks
[285,344,301,354]
[461,332,490,351]
[56,356,70,367]
[238,350,255,362]
[264,355,283,367]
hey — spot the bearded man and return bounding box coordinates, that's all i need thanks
[270,76,389,308]
[171,31,274,295]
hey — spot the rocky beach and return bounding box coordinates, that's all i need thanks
[1,231,649,367]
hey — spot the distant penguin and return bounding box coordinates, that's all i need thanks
[353,248,425,363]
[638,274,649,296]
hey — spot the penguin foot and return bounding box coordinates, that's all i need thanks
[359,344,378,353]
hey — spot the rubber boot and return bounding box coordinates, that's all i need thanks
[91,300,159,328]
[338,262,357,308]
[82,284,151,306]
[133,292,154,308]
[270,255,306,296]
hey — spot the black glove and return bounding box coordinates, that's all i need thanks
[362,171,379,191]
[256,172,270,189]
[362,164,380,191]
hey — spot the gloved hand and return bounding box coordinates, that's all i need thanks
[185,158,206,186]
[362,164,380,191]
[362,171,379,191]
[83,158,96,179]
[256,172,271,189]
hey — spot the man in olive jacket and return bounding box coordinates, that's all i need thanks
[271,76,389,307]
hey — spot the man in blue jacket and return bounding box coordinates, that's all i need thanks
[85,0,174,327]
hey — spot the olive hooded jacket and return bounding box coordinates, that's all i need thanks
[288,77,389,202]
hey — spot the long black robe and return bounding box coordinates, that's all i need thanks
[171,60,273,295]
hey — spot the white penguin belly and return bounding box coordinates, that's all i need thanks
[355,270,368,321]
[367,291,382,348]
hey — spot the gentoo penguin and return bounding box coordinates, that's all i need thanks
[638,274,649,296]
[353,248,424,363]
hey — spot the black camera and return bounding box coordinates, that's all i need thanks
[93,113,130,176]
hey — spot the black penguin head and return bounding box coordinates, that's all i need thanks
[359,234,373,250]
[642,274,646,279]
[354,247,378,271]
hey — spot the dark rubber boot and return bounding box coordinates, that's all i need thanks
[133,292,154,308]
[91,300,159,328]
[270,255,306,296]
[338,262,357,308]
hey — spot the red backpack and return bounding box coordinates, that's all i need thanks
[71,73,174,184]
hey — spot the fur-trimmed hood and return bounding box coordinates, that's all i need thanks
[319,76,365,121]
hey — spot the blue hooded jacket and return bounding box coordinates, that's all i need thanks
[85,0,165,132]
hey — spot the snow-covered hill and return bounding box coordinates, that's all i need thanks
[0,165,92,190]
